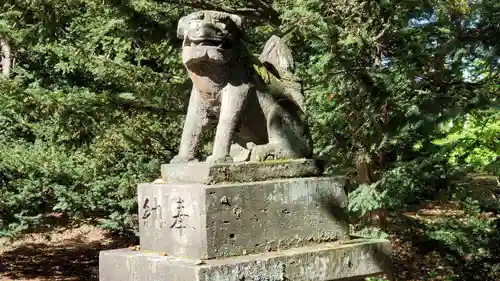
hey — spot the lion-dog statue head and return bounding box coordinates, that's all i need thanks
[177,11,244,67]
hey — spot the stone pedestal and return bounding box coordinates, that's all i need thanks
[99,160,392,280]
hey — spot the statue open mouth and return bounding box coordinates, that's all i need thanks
[182,35,234,65]
[184,37,233,50]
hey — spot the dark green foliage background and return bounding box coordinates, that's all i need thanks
[0,0,499,279]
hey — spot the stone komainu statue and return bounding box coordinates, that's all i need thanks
[171,10,312,164]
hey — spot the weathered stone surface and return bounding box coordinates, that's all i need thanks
[161,159,321,184]
[170,11,313,165]
[99,239,392,281]
[138,176,348,259]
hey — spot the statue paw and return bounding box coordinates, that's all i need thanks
[170,155,199,164]
[205,154,233,164]
[249,144,275,162]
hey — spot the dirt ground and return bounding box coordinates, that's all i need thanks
[0,224,137,281]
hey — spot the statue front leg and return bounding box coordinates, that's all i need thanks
[171,87,208,164]
[206,84,250,164]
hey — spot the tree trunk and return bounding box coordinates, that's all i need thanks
[355,147,389,229]
[1,38,12,77]
[355,147,375,185]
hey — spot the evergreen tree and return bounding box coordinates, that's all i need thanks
[0,4,498,272]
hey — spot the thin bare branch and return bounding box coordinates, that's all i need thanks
[0,38,12,77]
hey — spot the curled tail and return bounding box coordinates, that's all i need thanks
[258,35,305,111]
[259,35,295,74]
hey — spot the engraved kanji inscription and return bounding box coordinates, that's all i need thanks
[170,196,189,229]
[141,197,160,220]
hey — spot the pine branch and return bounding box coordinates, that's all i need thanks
[155,0,281,25]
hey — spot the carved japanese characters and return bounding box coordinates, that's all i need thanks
[171,10,313,164]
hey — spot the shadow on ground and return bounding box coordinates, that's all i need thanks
[385,202,500,281]
[0,227,137,281]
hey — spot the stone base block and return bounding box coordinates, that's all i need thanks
[161,159,322,185]
[99,238,392,281]
[138,177,349,259]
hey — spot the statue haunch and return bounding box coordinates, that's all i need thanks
[171,10,313,164]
